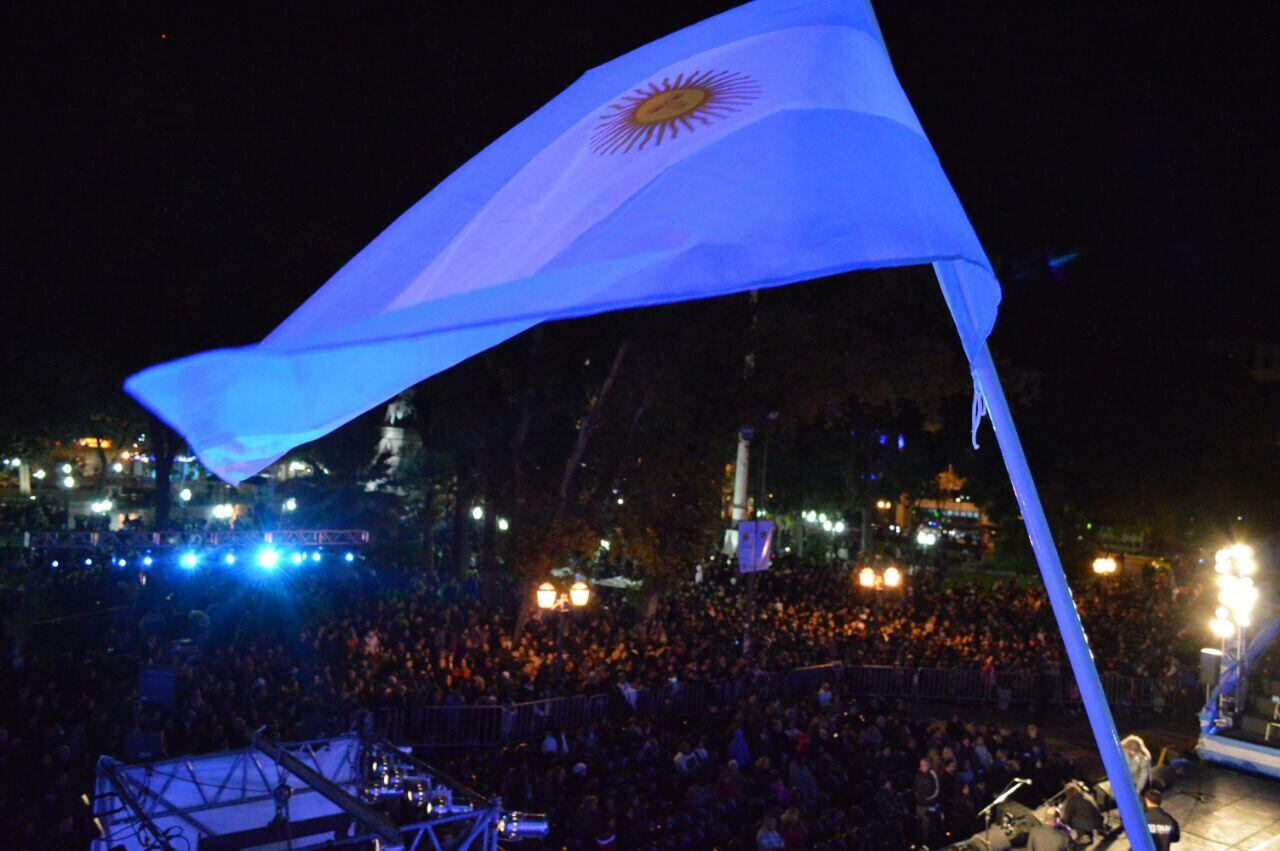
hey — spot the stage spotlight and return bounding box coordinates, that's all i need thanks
[224,553,236,565]
[498,811,550,840]
[290,552,305,566]
[116,558,128,568]
[142,555,154,567]
[311,551,322,562]
[179,552,199,570]
[256,548,280,570]
[84,557,93,566]
[345,552,355,562]
[51,560,60,568]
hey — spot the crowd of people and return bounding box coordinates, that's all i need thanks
[448,682,1079,849]
[0,546,1204,848]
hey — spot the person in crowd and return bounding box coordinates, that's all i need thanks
[913,757,941,844]
[756,814,785,850]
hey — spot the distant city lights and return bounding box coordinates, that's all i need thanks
[498,518,510,532]
[916,527,939,547]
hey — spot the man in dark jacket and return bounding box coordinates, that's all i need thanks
[913,758,940,845]
[1060,783,1105,842]
[1144,789,1180,850]
[1025,807,1070,851]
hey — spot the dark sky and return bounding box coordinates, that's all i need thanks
[3,2,1275,502]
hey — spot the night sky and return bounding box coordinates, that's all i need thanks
[4,3,1275,521]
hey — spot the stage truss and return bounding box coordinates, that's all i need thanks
[92,733,534,851]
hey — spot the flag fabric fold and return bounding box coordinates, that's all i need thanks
[126,0,1001,483]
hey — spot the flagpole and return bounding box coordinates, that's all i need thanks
[970,342,1154,850]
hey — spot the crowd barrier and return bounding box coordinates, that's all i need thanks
[375,662,1185,748]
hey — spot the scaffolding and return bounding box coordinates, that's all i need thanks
[92,732,538,850]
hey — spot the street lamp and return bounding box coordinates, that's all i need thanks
[536,582,557,610]
[535,579,591,678]
[1212,543,1260,724]
[858,564,903,632]
[1092,555,1118,611]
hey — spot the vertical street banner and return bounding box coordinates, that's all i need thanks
[737,519,774,573]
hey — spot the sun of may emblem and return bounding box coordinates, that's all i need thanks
[590,69,761,155]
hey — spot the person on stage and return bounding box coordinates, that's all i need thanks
[1060,783,1105,844]
[1026,806,1071,851]
[1143,789,1180,850]
[1121,734,1152,793]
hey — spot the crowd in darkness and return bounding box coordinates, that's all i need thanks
[449,685,1078,849]
[0,547,1202,848]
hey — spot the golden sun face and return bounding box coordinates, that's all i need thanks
[590,69,761,155]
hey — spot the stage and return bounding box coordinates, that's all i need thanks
[1088,764,1280,850]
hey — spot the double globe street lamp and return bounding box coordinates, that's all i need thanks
[858,564,902,634]
[536,580,591,677]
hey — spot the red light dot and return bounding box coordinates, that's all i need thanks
[161,33,168,40]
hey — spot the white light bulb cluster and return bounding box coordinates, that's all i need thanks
[1212,544,1258,638]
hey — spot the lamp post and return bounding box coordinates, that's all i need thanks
[1092,555,1117,612]
[1211,544,1259,723]
[536,580,590,678]
[858,564,901,636]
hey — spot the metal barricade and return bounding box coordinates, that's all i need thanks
[381,664,1172,748]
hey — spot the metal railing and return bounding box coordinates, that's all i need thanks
[376,663,1184,748]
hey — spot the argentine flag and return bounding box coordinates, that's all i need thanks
[127,0,1001,483]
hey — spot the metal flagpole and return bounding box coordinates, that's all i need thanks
[969,342,1154,849]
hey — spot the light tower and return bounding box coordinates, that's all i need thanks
[1211,543,1259,723]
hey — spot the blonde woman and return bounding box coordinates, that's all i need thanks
[1121,734,1151,793]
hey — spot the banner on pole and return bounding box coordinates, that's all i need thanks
[737,520,774,573]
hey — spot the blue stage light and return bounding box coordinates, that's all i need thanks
[224,553,236,565]
[345,552,355,562]
[117,558,128,568]
[311,551,322,562]
[290,552,305,566]
[84,557,93,566]
[256,548,280,570]
[179,552,199,569]
[51,560,60,568]
[142,555,154,567]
